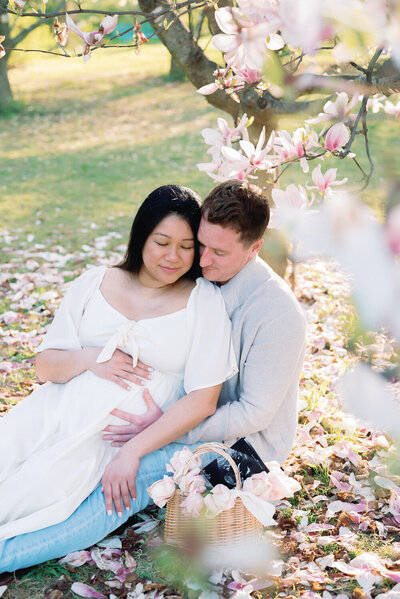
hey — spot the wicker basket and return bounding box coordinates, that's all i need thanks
[164,442,264,548]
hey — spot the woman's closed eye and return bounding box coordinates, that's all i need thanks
[155,241,194,250]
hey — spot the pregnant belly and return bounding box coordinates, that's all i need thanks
[51,368,184,436]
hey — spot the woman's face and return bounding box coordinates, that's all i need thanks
[139,214,196,287]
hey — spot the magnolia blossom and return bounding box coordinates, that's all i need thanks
[147,475,175,507]
[389,488,400,526]
[308,92,359,125]
[177,468,207,494]
[53,17,69,47]
[324,122,350,152]
[66,14,118,61]
[212,6,283,71]
[386,205,400,254]
[308,165,347,195]
[384,99,400,118]
[340,363,400,441]
[180,489,204,517]
[197,64,261,97]
[242,471,273,500]
[291,193,400,339]
[166,446,201,484]
[278,0,335,55]
[366,94,386,114]
[203,484,235,518]
[274,126,319,173]
[270,184,313,231]
[263,462,302,500]
[201,115,249,153]
[14,0,26,9]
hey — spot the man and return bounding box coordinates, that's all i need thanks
[0,180,306,573]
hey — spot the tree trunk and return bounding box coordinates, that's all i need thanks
[0,10,13,109]
[168,55,186,81]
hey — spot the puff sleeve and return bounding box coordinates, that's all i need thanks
[36,266,106,353]
[183,278,238,394]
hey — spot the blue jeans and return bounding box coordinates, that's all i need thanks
[0,442,199,573]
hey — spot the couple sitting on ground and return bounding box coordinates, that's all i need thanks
[0,179,307,573]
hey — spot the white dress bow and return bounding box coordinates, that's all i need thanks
[96,321,140,366]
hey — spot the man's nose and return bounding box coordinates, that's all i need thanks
[199,247,212,267]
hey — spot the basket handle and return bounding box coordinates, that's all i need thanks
[182,442,242,490]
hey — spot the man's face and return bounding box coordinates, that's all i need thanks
[198,216,262,284]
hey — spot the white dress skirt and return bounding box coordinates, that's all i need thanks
[0,266,237,541]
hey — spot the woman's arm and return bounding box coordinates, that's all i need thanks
[35,348,152,389]
[101,384,222,516]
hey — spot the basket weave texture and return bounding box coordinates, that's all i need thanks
[164,442,264,548]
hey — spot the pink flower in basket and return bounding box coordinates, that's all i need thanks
[178,469,207,494]
[264,462,301,500]
[180,490,205,517]
[242,471,273,500]
[203,484,235,518]
[166,446,201,484]
[243,462,300,501]
[147,475,175,508]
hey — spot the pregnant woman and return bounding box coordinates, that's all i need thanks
[0,184,237,542]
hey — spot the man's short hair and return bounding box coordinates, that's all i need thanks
[201,179,270,245]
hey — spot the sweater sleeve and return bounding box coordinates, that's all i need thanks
[36,266,106,353]
[179,306,306,444]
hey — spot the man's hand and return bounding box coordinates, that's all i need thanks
[89,349,152,390]
[102,389,163,446]
[101,446,140,516]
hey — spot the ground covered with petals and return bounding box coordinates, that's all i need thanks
[1,231,399,599]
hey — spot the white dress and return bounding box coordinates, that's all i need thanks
[0,266,237,541]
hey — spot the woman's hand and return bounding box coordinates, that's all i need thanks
[89,349,152,390]
[101,446,141,516]
[102,389,163,445]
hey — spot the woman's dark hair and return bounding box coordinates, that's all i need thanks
[119,185,202,280]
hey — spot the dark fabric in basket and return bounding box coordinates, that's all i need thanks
[202,438,269,489]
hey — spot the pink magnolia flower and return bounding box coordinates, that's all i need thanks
[278,0,335,55]
[201,114,249,150]
[70,583,105,598]
[366,94,386,114]
[324,122,349,152]
[242,471,273,500]
[66,13,118,61]
[274,126,319,172]
[270,184,313,230]
[147,475,175,507]
[203,484,235,517]
[308,92,359,125]
[178,469,207,494]
[180,490,204,517]
[166,446,200,483]
[212,6,283,71]
[389,488,400,525]
[308,165,347,195]
[384,99,400,118]
[386,205,400,254]
[59,550,92,567]
[239,127,276,171]
[263,462,301,500]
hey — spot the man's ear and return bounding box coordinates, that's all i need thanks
[250,238,263,258]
